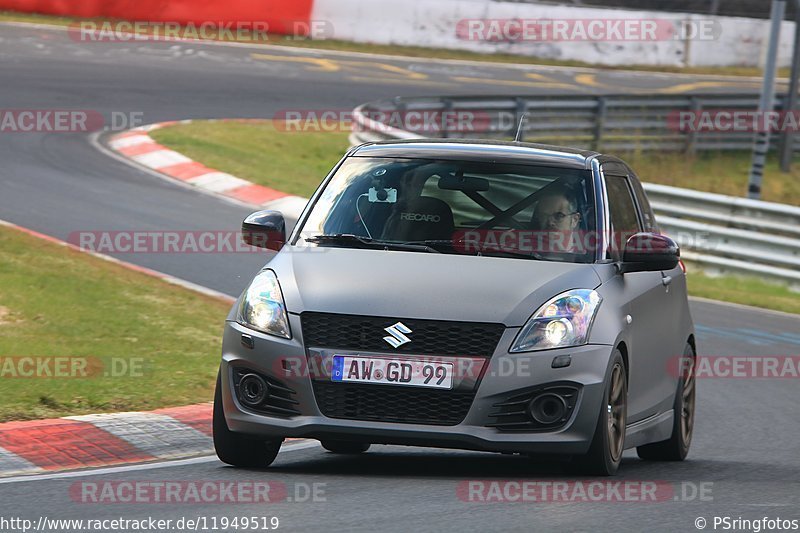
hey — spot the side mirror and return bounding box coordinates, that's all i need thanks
[242,210,286,251]
[620,232,680,273]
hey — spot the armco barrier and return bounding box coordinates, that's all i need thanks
[350,95,800,154]
[0,0,313,33]
[351,99,800,287]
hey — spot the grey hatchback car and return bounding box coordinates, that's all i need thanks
[213,139,697,476]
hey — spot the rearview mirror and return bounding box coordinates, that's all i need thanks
[438,174,490,192]
[620,232,680,273]
[242,210,286,251]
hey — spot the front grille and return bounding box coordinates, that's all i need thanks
[301,312,505,357]
[313,381,475,426]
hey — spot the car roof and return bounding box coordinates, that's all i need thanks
[349,138,606,170]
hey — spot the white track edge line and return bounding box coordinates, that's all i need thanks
[0,441,320,484]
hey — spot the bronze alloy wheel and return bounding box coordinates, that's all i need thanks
[680,356,696,447]
[607,362,627,463]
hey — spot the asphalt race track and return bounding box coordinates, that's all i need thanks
[1,22,798,532]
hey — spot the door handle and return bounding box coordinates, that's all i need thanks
[662,275,673,286]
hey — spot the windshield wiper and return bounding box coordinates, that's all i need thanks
[304,234,440,253]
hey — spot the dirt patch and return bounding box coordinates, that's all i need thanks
[0,306,20,325]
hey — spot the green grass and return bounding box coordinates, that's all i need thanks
[0,225,231,421]
[686,270,800,315]
[0,10,786,78]
[620,150,800,207]
[150,120,350,197]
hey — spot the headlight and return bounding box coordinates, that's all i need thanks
[510,289,602,352]
[237,269,291,338]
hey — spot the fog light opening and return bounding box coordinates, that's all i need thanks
[529,393,568,425]
[239,373,269,407]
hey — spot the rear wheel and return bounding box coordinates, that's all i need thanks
[637,343,696,461]
[569,350,627,476]
[213,372,283,467]
[320,440,371,454]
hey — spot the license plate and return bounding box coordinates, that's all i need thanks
[331,356,454,389]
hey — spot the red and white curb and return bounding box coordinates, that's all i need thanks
[0,404,213,477]
[106,121,309,217]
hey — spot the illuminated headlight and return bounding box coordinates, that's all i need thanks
[510,289,602,352]
[237,269,291,338]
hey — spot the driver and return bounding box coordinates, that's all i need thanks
[530,185,583,254]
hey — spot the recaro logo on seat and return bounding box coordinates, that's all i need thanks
[383,322,412,348]
[400,212,441,222]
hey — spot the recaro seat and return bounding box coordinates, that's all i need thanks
[381,196,455,242]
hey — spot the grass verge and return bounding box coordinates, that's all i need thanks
[0,225,231,421]
[686,270,800,315]
[621,150,800,207]
[150,120,349,197]
[0,10,786,78]
[151,120,800,315]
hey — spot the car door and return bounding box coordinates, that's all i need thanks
[627,168,686,413]
[603,171,674,422]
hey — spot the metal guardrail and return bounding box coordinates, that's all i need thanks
[350,94,800,153]
[350,97,800,287]
[642,183,800,285]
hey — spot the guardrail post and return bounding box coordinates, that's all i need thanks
[780,6,800,172]
[394,97,407,140]
[593,97,607,151]
[748,0,786,199]
[442,97,453,139]
[686,97,701,154]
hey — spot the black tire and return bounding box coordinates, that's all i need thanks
[320,440,371,454]
[213,372,283,467]
[569,350,627,476]
[637,343,696,461]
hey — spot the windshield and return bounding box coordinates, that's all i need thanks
[296,156,597,263]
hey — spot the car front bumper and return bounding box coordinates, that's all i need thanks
[220,317,615,455]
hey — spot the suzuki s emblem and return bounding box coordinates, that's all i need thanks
[383,322,412,348]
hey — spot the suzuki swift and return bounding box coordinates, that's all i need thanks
[213,139,697,476]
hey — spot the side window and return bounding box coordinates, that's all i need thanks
[627,172,659,233]
[605,175,642,259]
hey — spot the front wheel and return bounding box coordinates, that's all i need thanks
[637,342,696,461]
[568,350,627,476]
[213,372,283,467]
